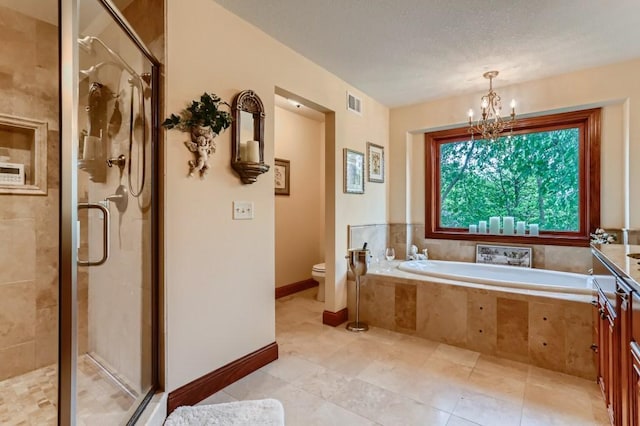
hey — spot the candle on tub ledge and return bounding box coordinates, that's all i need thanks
[503,216,514,235]
[489,216,500,234]
[529,224,539,236]
[469,224,477,233]
[516,221,526,235]
[478,220,487,234]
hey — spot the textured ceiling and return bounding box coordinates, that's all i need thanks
[214,0,640,107]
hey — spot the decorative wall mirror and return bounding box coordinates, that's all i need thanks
[231,90,269,184]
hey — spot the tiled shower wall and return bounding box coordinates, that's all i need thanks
[0,6,88,382]
[350,223,594,273]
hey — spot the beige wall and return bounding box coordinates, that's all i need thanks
[390,59,640,230]
[274,106,325,288]
[165,0,389,391]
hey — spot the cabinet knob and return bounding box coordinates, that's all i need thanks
[590,344,599,353]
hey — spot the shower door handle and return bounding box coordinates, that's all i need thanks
[77,202,110,266]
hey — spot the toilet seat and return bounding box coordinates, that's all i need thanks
[311,263,325,302]
[312,263,325,274]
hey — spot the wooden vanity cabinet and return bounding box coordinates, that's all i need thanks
[593,268,636,425]
[619,279,633,426]
[631,341,640,425]
[595,285,619,425]
[630,291,640,424]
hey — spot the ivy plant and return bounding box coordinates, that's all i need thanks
[163,92,232,134]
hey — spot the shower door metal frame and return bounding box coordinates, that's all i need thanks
[59,0,160,424]
[59,0,79,423]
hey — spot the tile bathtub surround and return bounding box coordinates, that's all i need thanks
[351,274,596,379]
[350,223,592,273]
[200,289,607,425]
[349,224,388,262]
[408,224,592,273]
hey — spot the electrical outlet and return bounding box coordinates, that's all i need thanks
[233,201,254,220]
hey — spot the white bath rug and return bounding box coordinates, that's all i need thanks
[164,399,285,426]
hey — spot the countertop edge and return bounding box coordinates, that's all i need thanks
[591,243,640,290]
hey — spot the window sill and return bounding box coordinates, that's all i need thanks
[425,230,590,247]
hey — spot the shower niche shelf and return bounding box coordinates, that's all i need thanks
[0,113,48,195]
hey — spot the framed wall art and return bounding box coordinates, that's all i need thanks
[367,142,384,183]
[476,244,532,268]
[343,148,364,194]
[274,158,290,195]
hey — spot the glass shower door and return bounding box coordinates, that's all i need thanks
[74,0,158,423]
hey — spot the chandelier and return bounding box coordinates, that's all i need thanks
[467,71,516,140]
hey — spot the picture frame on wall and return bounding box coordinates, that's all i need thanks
[344,148,365,194]
[367,142,384,183]
[274,158,290,196]
[475,244,532,268]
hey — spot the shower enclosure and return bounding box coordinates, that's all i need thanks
[0,0,159,424]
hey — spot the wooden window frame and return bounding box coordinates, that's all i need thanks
[425,108,601,247]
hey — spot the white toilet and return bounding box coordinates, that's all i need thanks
[311,263,325,301]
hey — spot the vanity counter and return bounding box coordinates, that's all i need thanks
[591,243,640,288]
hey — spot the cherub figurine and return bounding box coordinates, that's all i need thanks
[184,126,216,178]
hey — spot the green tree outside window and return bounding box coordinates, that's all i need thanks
[439,128,579,231]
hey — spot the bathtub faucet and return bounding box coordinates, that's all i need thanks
[408,245,429,260]
[407,245,418,260]
[411,248,429,261]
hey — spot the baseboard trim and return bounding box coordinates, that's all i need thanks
[275,278,318,299]
[322,308,348,327]
[167,342,278,414]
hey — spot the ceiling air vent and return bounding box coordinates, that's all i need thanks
[347,91,362,115]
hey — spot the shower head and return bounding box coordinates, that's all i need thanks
[78,36,94,54]
[77,35,144,88]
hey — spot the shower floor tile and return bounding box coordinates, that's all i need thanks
[0,354,135,425]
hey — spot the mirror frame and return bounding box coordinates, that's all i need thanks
[231,90,269,184]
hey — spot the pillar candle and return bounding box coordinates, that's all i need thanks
[478,220,487,234]
[239,141,247,161]
[503,216,514,235]
[247,140,260,163]
[489,216,500,234]
[529,224,539,236]
[516,221,526,235]
[469,224,477,233]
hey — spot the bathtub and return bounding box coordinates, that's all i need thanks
[354,260,599,378]
[397,259,595,294]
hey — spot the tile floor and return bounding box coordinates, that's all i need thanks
[200,288,610,426]
[0,354,135,425]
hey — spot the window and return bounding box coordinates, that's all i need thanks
[425,109,601,246]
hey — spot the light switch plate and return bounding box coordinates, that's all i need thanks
[233,201,254,220]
